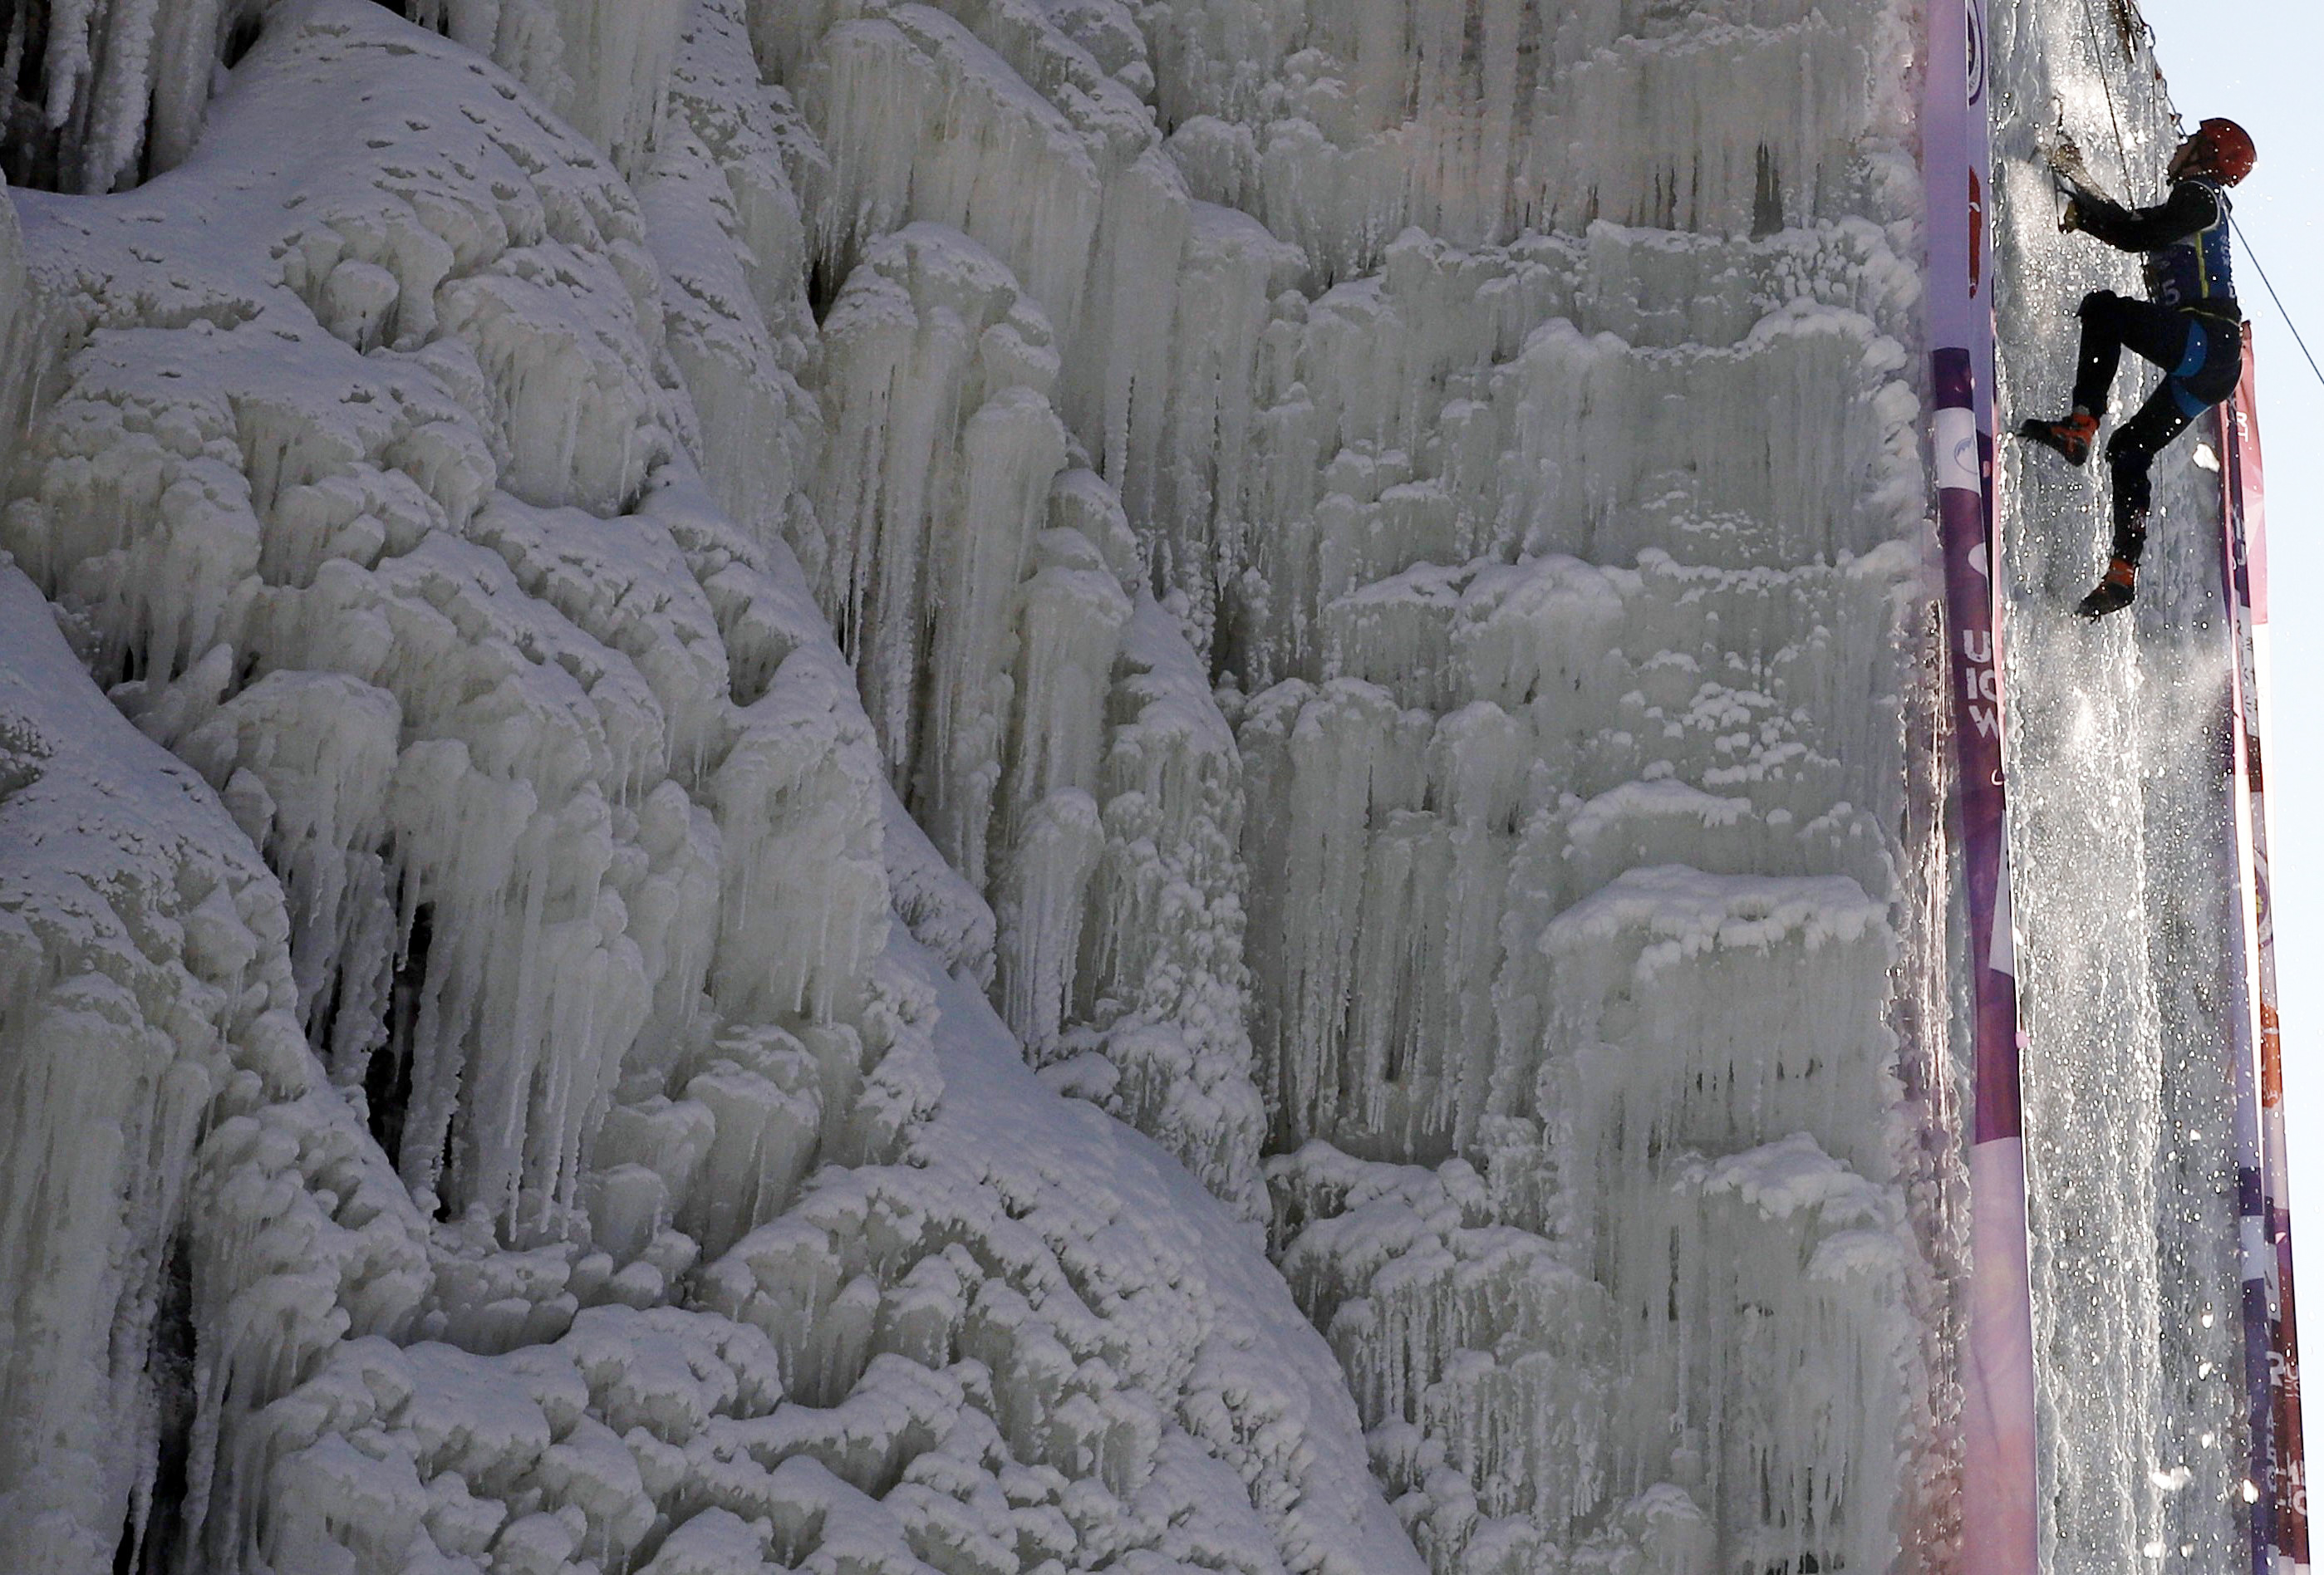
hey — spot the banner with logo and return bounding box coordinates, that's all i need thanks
[2219,337,2309,1575]
[1922,2,2038,1569]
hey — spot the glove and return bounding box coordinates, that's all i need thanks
[2060,196,2084,233]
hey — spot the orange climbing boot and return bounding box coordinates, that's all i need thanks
[2076,555,2137,619]
[2017,409,2100,466]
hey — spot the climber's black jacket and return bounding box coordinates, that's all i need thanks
[2071,176,2240,320]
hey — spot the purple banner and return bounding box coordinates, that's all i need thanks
[2213,380,2274,1575]
[1924,2,2038,1569]
[2219,338,2310,1574]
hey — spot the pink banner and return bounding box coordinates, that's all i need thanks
[2218,336,2310,1574]
[1923,2,2037,1570]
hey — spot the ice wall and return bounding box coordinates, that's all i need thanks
[1,0,2003,1569]
[1210,110,1937,1575]
[1985,4,2255,1568]
[0,3,1400,1571]
[0,557,434,1572]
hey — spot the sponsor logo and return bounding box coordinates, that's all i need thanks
[1966,0,1987,106]
[1970,168,1985,299]
[1935,406,1981,492]
[1962,628,2001,739]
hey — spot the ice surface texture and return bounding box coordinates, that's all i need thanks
[0,3,1374,1571]
[1984,2,2259,1568]
[2,0,1959,1570]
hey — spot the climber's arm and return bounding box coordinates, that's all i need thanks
[2066,181,2220,252]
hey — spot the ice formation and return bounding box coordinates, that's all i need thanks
[0,0,2260,1568]
[1984,4,2269,1569]
[0,2,1373,1568]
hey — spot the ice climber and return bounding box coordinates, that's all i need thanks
[2018,116,2258,618]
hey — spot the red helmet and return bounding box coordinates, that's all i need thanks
[2179,117,2258,185]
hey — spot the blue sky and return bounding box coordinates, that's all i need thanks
[2125,0,2324,1412]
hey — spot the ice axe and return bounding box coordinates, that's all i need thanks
[2037,122,2112,232]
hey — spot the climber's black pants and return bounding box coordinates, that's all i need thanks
[2070,290,2244,562]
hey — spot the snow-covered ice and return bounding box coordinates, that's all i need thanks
[0,4,1392,1568]
[0,0,2238,1569]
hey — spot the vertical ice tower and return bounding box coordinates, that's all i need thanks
[1177,3,1942,1569]
[3,0,2252,1571]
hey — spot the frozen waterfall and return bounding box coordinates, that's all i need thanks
[0,0,2291,1572]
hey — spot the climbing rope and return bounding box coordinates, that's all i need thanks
[2229,214,2324,395]
[2075,0,2134,186]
